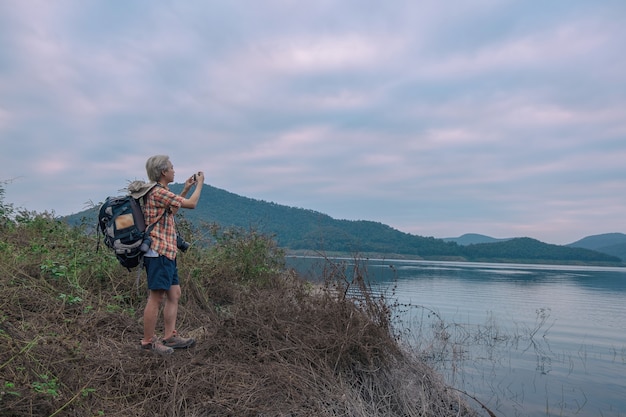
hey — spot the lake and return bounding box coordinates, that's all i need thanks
[287,256,626,417]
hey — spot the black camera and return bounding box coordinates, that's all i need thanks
[176,234,190,252]
[140,236,152,253]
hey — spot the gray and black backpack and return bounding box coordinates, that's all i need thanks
[97,182,160,271]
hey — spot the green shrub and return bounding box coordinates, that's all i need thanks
[0,193,478,417]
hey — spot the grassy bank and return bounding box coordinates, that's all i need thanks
[0,205,479,416]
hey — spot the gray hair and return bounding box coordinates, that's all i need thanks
[145,155,171,182]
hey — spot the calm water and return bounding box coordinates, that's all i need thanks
[287,257,626,417]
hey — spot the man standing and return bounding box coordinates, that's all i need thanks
[140,155,204,355]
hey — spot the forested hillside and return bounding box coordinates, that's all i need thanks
[462,237,621,263]
[443,233,511,246]
[567,233,626,261]
[64,183,623,265]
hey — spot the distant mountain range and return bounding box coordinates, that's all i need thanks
[444,233,626,262]
[566,233,626,263]
[443,233,512,246]
[64,183,625,265]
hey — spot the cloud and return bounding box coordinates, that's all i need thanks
[1,0,625,245]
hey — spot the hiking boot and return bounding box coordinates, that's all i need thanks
[141,336,174,356]
[163,330,195,349]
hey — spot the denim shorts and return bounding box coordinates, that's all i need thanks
[144,255,179,290]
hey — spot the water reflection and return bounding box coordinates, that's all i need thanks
[357,258,626,293]
[286,256,626,417]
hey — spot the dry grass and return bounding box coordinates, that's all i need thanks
[0,216,479,417]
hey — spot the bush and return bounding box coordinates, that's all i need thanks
[0,204,477,416]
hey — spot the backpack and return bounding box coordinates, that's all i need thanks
[97,182,162,271]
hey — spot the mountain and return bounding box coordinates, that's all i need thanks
[443,233,512,246]
[567,233,626,261]
[63,183,623,265]
[67,183,461,258]
[461,237,621,264]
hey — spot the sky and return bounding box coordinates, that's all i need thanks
[1,1,625,245]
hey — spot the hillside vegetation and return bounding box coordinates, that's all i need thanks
[567,233,626,262]
[66,183,623,265]
[0,188,479,416]
[443,234,511,246]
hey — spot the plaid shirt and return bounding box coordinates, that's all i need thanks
[144,185,184,260]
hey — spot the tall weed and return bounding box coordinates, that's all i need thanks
[0,191,478,417]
